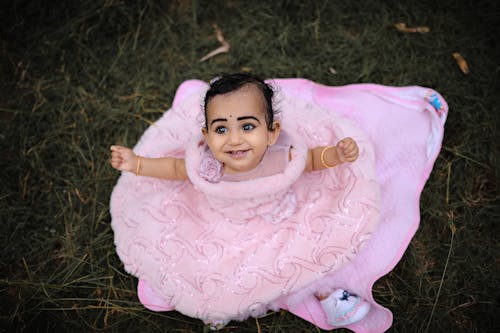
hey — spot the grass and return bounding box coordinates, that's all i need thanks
[1,0,498,332]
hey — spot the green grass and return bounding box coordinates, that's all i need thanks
[1,0,498,332]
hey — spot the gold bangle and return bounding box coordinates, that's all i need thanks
[135,156,142,176]
[320,146,335,168]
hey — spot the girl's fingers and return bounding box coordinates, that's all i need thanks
[342,147,358,162]
[110,145,127,152]
[347,147,358,156]
[110,154,122,162]
[110,157,122,167]
[344,140,354,149]
[342,146,355,156]
[111,154,122,162]
[347,146,358,156]
[336,138,358,163]
[344,146,355,154]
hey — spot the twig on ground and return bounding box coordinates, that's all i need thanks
[394,22,430,33]
[424,212,456,333]
[199,24,231,62]
[256,317,261,333]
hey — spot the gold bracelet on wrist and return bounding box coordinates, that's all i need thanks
[135,156,142,176]
[320,146,335,168]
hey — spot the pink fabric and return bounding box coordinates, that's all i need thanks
[137,279,174,312]
[198,151,223,183]
[110,78,447,332]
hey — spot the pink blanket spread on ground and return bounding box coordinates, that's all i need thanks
[110,78,447,332]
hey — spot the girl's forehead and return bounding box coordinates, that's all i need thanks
[206,86,267,118]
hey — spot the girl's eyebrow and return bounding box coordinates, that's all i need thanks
[237,116,260,123]
[210,118,227,126]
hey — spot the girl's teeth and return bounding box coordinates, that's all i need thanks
[230,150,246,156]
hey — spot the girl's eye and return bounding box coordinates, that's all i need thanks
[242,123,255,131]
[215,126,228,134]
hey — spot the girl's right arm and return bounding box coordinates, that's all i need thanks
[110,145,188,180]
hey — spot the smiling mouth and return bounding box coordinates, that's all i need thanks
[226,149,249,159]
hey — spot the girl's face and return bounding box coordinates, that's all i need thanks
[202,84,280,174]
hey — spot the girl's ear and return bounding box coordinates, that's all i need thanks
[202,127,208,139]
[267,121,281,146]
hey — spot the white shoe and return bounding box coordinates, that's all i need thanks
[208,320,229,331]
[319,289,371,326]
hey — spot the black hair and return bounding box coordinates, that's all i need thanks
[204,73,276,130]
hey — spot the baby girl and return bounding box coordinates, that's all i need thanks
[110,73,371,327]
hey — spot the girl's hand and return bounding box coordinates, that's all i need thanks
[336,137,359,163]
[110,145,137,172]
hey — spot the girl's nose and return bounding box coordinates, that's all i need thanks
[228,130,243,145]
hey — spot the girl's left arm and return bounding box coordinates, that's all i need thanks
[304,137,359,172]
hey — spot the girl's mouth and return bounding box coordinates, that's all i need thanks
[227,149,249,159]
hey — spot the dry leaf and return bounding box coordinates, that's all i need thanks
[394,22,430,33]
[394,22,407,31]
[199,24,231,62]
[119,92,141,101]
[452,52,469,74]
[416,26,430,33]
[329,67,337,75]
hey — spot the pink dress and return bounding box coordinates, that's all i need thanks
[110,79,447,332]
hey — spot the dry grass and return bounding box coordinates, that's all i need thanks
[1,0,498,332]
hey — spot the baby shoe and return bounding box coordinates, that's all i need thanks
[319,289,371,326]
[208,320,229,331]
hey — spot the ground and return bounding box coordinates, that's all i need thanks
[0,0,498,332]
